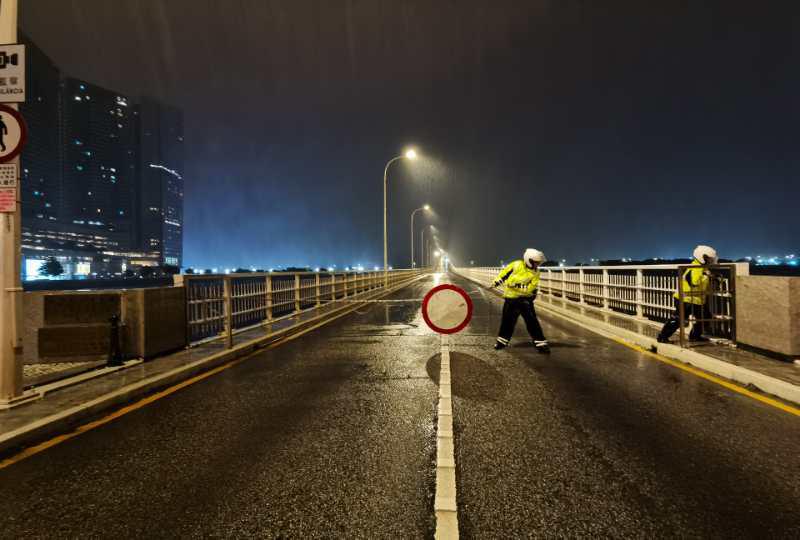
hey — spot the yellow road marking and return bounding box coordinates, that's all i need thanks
[0,303,371,471]
[608,336,800,417]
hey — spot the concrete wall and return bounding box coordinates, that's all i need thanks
[23,286,187,364]
[23,291,124,364]
[125,286,187,359]
[736,276,800,358]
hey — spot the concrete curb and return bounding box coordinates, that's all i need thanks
[452,271,800,407]
[0,275,428,457]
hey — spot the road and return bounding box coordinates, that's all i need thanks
[0,274,798,538]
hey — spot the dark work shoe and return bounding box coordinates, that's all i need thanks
[494,342,506,350]
[689,335,710,343]
[534,340,550,354]
[657,335,669,344]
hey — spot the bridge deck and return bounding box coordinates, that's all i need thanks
[0,274,798,537]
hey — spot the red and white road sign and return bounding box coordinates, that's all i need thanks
[422,284,473,334]
[0,104,27,163]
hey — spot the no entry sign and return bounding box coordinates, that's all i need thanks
[422,284,473,334]
[0,104,27,163]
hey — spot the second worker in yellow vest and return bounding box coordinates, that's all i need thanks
[657,245,717,343]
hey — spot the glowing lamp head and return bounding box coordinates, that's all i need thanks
[405,149,417,160]
[423,204,431,211]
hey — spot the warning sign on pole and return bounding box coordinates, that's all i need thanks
[0,163,17,212]
[421,284,473,334]
[0,104,26,163]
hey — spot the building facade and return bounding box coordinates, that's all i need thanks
[19,36,184,279]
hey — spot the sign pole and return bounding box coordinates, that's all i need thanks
[0,0,23,404]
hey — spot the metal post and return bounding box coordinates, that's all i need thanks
[602,269,609,310]
[420,228,425,268]
[330,273,336,300]
[315,273,321,308]
[0,0,23,403]
[578,268,585,304]
[108,314,123,366]
[678,267,686,348]
[411,210,415,268]
[294,274,301,312]
[635,269,644,318]
[223,276,233,349]
[265,274,273,321]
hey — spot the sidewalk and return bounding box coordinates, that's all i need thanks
[0,276,426,457]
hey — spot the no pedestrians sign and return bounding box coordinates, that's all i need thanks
[0,104,27,163]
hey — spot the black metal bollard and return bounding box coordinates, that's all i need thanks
[108,314,124,367]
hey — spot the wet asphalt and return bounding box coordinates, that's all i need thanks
[0,273,798,539]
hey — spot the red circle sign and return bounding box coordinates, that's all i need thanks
[0,104,27,163]
[421,284,473,334]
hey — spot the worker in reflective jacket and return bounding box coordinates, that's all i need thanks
[657,245,717,343]
[492,248,549,353]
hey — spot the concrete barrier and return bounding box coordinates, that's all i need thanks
[125,286,187,359]
[23,286,187,365]
[736,276,800,359]
[24,291,124,364]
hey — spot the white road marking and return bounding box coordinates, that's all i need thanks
[435,334,459,539]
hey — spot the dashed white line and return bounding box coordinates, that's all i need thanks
[435,334,459,539]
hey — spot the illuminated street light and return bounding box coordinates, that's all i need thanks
[410,204,432,268]
[383,148,420,286]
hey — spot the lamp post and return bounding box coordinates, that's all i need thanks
[410,204,430,268]
[383,148,417,287]
[0,0,24,405]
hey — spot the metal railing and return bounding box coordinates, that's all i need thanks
[453,263,748,344]
[177,269,425,346]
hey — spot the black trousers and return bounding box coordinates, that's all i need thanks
[659,298,711,340]
[497,297,546,343]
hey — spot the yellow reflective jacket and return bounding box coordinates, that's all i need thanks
[495,260,540,299]
[674,259,711,305]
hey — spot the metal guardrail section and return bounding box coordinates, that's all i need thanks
[181,269,425,345]
[454,263,748,343]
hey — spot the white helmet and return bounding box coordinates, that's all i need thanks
[523,248,545,268]
[693,245,718,265]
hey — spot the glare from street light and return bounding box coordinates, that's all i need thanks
[434,250,441,257]
[405,149,418,160]
[423,204,431,211]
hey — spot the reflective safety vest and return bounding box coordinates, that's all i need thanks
[674,259,711,305]
[495,260,540,299]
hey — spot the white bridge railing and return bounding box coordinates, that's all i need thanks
[453,263,749,341]
[177,269,426,346]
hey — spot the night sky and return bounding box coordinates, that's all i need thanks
[21,1,800,268]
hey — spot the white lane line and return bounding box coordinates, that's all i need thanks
[435,334,459,539]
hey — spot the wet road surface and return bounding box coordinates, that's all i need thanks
[1,273,798,538]
[451,276,800,539]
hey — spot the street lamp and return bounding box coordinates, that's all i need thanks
[410,204,431,268]
[383,148,418,287]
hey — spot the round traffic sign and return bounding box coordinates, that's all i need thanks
[0,104,27,163]
[422,284,473,334]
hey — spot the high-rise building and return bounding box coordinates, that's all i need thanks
[136,98,184,267]
[19,38,61,238]
[60,78,136,250]
[19,36,184,279]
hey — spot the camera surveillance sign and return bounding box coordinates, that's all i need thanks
[0,45,25,103]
